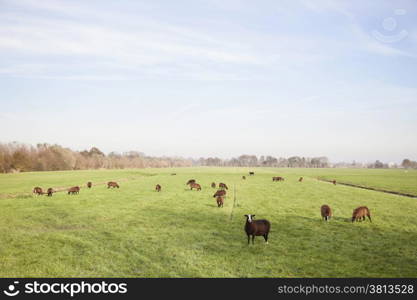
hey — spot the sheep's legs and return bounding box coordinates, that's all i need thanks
[247,235,251,245]
[252,236,255,245]
[264,234,269,244]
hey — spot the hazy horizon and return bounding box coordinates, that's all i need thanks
[1,0,416,164]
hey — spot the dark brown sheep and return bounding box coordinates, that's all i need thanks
[46,188,54,197]
[244,214,271,245]
[87,182,92,189]
[352,206,372,223]
[33,187,43,195]
[211,182,216,188]
[219,183,228,190]
[190,183,202,191]
[242,176,246,180]
[333,180,337,185]
[107,181,120,189]
[321,205,332,221]
[249,172,255,176]
[155,184,162,192]
[68,186,80,195]
[186,179,196,186]
[273,176,284,182]
[216,196,224,208]
[213,190,226,198]
[299,177,303,182]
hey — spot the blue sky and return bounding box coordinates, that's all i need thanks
[0,0,416,163]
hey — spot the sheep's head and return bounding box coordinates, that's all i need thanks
[244,214,256,223]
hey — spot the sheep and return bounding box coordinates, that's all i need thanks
[242,176,246,180]
[213,190,226,198]
[352,206,372,223]
[186,179,196,186]
[321,205,332,221]
[244,214,271,245]
[189,183,202,191]
[107,182,120,189]
[299,177,303,182]
[216,196,224,208]
[68,186,80,195]
[219,183,228,190]
[155,184,162,192]
[211,182,216,188]
[332,180,337,185]
[46,188,54,197]
[33,187,43,195]
[249,172,255,176]
[87,182,92,189]
[273,176,284,182]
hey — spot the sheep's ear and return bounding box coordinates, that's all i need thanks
[244,215,248,217]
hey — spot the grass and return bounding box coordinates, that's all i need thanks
[309,168,417,196]
[0,167,416,277]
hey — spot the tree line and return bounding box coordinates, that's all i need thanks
[0,142,192,173]
[0,142,414,173]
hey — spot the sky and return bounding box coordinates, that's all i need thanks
[0,0,416,163]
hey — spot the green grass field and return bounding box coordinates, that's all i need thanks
[0,168,416,278]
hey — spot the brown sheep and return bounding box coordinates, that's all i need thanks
[107,182,120,189]
[242,176,246,180]
[321,205,332,221]
[244,214,271,245]
[211,182,216,188]
[186,179,196,186]
[273,176,284,182]
[33,187,43,195]
[333,180,337,185]
[155,184,162,192]
[219,183,228,190]
[68,186,80,195]
[87,182,92,189]
[213,190,226,198]
[299,177,303,182]
[249,172,255,176]
[216,196,224,208]
[352,206,372,223]
[46,188,54,197]
[190,183,201,191]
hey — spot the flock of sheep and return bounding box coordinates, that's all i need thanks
[32,171,372,245]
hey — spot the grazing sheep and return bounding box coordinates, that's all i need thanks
[186,179,196,186]
[333,180,337,185]
[46,188,54,197]
[352,206,372,223]
[249,172,255,176]
[107,182,120,189]
[299,177,303,182]
[213,190,226,198]
[190,183,202,191]
[87,182,92,189]
[273,176,284,182]
[68,186,80,195]
[33,187,43,195]
[211,182,216,188]
[155,184,162,192]
[244,214,271,245]
[219,183,228,190]
[242,176,246,180]
[321,205,332,221]
[216,196,224,208]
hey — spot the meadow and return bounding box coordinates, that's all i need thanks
[0,167,416,278]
